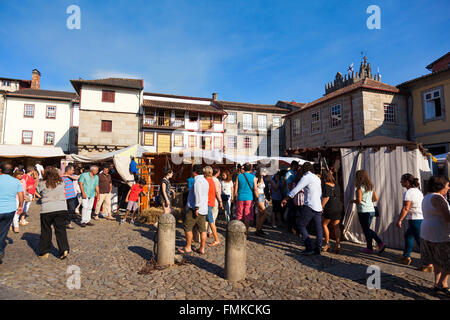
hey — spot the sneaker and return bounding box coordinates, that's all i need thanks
[80,223,86,228]
[39,253,49,259]
[400,256,412,265]
[360,248,374,254]
[120,219,125,225]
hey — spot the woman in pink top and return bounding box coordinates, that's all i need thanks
[12,170,27,233]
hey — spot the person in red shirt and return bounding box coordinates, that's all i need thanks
[121,179,145,225]
[204,166,222,247]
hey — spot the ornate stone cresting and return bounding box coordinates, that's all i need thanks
[325,56,381,95]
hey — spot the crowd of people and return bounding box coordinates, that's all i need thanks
[0,158,448,295]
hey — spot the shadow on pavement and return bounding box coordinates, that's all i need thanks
[184,254,224,278]
[21,232,60,258]
[128,245,154,260]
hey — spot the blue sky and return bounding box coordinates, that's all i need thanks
[0,0,449,104]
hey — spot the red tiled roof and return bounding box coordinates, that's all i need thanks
[213,100,290,113]
[426,52,450,70]
[70,78,144,94]
[285,78,400,117]
[143,99,226,114]
[6,89,79,102]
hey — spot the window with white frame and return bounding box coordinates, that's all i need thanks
[243,113,252,130]
[257,115,267,131]
[44,132,55,145]
[46,105,56,119]
[384,104,396,124]
[311,111,321,134]
[22,130,33,144]
[423,88,444,120]
[330,105,342,128]
[228,136,237,149]
[273,116,281,127]
[24,104,34,118]
[293,118,301,135]
[243,136,252,149]
[227,112,237,124]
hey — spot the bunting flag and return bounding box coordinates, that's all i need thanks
[348,63,354,73]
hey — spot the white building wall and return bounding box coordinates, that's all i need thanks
[0,80,20,92]
[3,97,72,151]
[80,85,141,113]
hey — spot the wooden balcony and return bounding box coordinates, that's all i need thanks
[143,116,185,129]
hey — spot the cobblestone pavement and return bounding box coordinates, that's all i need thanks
[0,203,448,300]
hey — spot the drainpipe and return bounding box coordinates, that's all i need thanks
[350,95,354,141]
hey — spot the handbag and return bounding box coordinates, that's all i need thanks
[242,173,257,202]
[374,206,380,217]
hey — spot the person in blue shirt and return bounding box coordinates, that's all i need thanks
[129,156,138,181]
[0,163,24,264]
[284,161,299,234]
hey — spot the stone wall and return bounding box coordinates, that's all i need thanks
[78,110,139,155]
[362,91,408,139]
[288,91,365,148]
[286,89,408,149]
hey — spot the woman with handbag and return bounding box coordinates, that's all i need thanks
[234,163,257,234]
[351,170,385,254]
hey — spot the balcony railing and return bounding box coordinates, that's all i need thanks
[143,116,185,128]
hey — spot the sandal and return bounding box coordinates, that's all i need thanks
[193,248,205,255]
[334,245,342,254]
[177,247,192,254]
[322,243,330,252]
[208,241,220,248]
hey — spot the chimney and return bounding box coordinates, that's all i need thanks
[31,69,41,90]
[212,92,217,101]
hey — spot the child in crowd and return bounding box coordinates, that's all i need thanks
[121,179,145,225]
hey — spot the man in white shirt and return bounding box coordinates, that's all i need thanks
[282,162,323,255]
[178,164,209,255]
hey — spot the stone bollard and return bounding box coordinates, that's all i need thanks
[225,220,246,282]
[157,213,175,267]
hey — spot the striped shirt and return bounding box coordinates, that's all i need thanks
[62,176,77,200]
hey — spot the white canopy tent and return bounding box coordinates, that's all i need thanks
[69,144,153,186]
[341,146,431,250]
[0,145,65,158]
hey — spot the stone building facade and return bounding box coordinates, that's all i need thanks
[285,57,408,150]
[71,78,144,155]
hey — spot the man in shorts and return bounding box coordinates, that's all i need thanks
[121,179,145,225]
[177,164,209,255]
